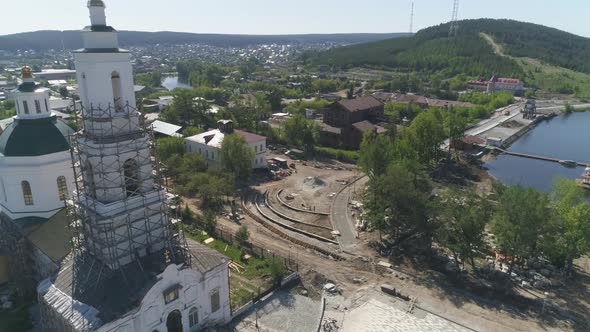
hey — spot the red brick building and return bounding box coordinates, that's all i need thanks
[320,96,386,149]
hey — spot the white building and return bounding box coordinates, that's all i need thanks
[38,2,232,331]
[185,120,268,169]
[0,66,76,290]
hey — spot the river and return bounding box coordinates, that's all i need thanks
[161,76,192,91]
[485,112,590,193]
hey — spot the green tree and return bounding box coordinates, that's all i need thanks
[282,114,318,154]
[445,107,467,158]
[359,130,394,180]
[235,225,250,246]
[268,257,288,285]
[438,189,492,269]
[157,137,185,162]
[220,134,255,181]
[544,179,590,273]
[492,186,551,273]
[59,86,69,98]
[183,127,202,137]
[364,163,432,244]
[409,109,445,166]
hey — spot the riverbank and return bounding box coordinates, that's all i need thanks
[484,111,590,194]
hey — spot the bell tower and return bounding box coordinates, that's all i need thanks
[71,1,180,270]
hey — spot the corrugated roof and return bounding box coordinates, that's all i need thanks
[151,120,182,137]
[187,239,228,273]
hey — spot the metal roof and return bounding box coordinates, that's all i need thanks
[0,116,73,157]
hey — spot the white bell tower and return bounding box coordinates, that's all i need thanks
[71,1,177,270]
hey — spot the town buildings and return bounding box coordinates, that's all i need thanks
[467,75,524,96]
[185,119,268,169]
[320,96,386,149]
[37,2,231,331]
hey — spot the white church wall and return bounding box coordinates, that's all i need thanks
[97,263,231,332]
[0,151,74,219]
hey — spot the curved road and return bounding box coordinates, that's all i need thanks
[331,176,368,251]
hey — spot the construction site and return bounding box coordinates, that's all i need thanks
[183,149,590,332]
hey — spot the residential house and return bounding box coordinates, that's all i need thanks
[185,120,268,169]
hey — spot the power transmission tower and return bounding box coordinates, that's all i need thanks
[409,1,415,34]
[449,0,460,37]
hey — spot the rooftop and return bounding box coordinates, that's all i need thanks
[186,128,265,148]
[41,240,227,325]
[336,96,383,113]
[151,120,182,137]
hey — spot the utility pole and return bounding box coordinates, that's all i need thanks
[449,0,460,37]
[409,1,415,34]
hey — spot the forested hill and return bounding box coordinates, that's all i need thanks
[0,30,408,51]
[308,19,590,78]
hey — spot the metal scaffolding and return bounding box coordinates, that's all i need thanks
[67,102,190,295]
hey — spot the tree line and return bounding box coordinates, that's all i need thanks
[359,125,590,274]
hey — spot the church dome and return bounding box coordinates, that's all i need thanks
[0,116,74,157]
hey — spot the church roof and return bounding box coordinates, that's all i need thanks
[0,115,74,157]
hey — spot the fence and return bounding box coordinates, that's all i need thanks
[212,224,300,272]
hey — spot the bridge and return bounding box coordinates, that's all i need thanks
[493,147,590,168]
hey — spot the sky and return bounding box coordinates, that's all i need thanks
[1,0,589,37]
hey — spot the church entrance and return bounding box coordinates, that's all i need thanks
[166,310,183,332]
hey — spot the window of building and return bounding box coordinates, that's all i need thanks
[188,145,192,152]
[255,145,258,153]
[260,144,263,152]
[44,99,49,112]
[57,176,68,201]
[35,100,42,113]
[23,101,29,114]
[255,158,258,165]
[123,159,140,197]
[210,289,220,313]
[189,307,199,328]
[205,150,208,158]
[111,71,123,112]
[163,287,179,304]
[21,181,33,206]
[86,161,97,198]
[211,151,214,160]
[199,148,202,155]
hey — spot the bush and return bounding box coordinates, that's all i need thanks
[235,225,250,246]
[315,146,359,163]
[268,257,288,285]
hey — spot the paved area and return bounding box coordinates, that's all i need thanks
[324,289,473,332]
[227,288,322,332]
[331,177,367,251]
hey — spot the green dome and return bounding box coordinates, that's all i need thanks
[0,116,74,157]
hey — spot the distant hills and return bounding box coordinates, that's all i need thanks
[309,19,590,78]
[0,30,410,51]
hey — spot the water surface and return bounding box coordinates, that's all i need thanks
[486,112,590,193]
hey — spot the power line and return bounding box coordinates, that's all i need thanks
[449,0,460,37]
[409,1,415,34]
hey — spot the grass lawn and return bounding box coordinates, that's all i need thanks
[186,231,282,310]
[0,303,33,332]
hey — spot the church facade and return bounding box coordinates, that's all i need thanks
[37,1,231,331]
[0,66,75,294]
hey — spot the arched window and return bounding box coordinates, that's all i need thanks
[123,159,140,197]
[86,161,97,198]
[111,71,123,112]
[57,176,68,201]
[35,100,42,113]
[188,307,199,328]
[23,101,29,114]
[21,181,33,206]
